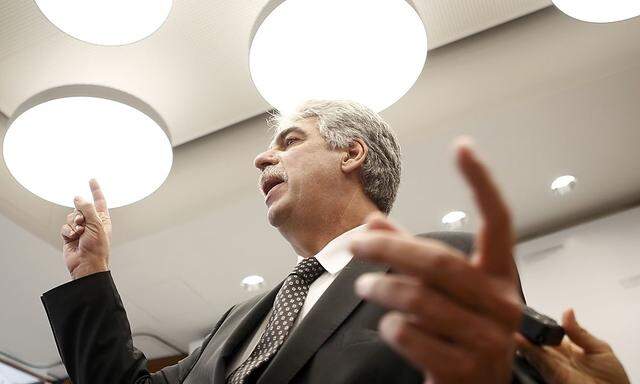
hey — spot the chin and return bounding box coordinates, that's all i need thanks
[267,208,280,227]
[266,199,291,228]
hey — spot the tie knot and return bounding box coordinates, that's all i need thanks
[292,257,325,285]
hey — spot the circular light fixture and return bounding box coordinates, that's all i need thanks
[551,175,577,195]
[441,211,467,229]
[35,0,173,46]
[249,0,428,113]
[241,275,265,291]
[552,0,640,23]
[3,85,173,208]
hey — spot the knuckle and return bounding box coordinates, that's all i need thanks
[60,224,71,235]
[431,253,463,274]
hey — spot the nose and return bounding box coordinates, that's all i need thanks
[254,148,279,171]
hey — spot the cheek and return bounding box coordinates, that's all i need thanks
[284,147,342,188]
[300,164,341,193]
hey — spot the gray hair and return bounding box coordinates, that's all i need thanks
[268,100,401,214]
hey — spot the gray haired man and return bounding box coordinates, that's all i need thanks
[43,100,525,383]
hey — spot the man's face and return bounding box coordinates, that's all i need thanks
[254,117,343,227]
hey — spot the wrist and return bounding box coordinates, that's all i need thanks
[70,262,109,280]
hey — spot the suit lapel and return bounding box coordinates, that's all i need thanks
[210,280,284,382]
[257,259,389,384]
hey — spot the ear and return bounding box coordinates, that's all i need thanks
[341,138,368,174]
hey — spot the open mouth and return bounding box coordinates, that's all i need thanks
[261,176,285,197]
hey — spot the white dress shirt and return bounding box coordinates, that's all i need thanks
[227,224,366,376]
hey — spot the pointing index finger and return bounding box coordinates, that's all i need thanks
[455,138,515,279]
[89,178,109,214]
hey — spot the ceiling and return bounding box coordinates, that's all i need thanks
[0,0,550,145]
[2,0,640,380]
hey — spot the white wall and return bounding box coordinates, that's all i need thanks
[517,206,640,381]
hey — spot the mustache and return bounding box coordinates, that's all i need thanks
[258,165,289,192]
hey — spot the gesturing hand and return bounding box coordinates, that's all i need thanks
[516,309,630,384]
[61,179,112,280]
[350,139,523,384]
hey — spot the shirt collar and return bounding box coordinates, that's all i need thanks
[296,224,367,275]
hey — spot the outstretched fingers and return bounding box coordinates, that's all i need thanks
[350,232,521,329]
[455,138,515,280]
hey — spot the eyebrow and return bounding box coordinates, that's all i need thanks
[270,126,306,148]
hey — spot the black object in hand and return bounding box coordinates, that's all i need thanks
[519,306,565,346]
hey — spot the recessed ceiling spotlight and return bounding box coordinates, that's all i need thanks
[551,175,577,195]
[3,85,173,208]
[552,0,640,23]
[249,0,428,113]
[35,0,173,46]
[441,211,467,229]
[241,275,265,291]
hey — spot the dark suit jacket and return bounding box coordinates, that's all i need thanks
[41,232,539,384]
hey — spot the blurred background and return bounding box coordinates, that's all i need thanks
[0,0,639,382]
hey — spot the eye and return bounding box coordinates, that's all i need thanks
[284,137,299,147]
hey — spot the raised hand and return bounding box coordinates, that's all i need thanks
[350,138,522,384]
[61,179,112,280]
[516,309,630,384]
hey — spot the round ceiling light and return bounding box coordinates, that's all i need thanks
[552,0,640,23]
[3,86,173,208]
[35,0,173,46]
[249,0,428,113]
[241,275,265,291]
[441,211,467,229]
[550,175,577,195]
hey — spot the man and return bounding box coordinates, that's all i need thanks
[42,100,524,383]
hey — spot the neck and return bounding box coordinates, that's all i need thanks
[278,194,380,258]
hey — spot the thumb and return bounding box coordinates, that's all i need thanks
[562,309,610,354]
[73,196,101,227]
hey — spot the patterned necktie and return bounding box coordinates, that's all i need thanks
[227,257,326,384]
